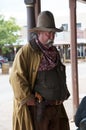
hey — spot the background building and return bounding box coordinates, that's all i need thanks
[18,12,86,62]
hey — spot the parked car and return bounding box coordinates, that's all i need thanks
[0,56,8,68]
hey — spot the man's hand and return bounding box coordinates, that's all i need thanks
[35,92,43,103]
[26,92,43,105]
[26,98,35,105]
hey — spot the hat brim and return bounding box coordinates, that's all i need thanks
[29,27,63,33]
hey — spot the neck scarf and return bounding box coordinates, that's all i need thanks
[36,39,59,71]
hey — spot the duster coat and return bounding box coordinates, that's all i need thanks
[9,42,70,130]
[9,43,42,130]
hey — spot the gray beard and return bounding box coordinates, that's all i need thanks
[45,39,54,47]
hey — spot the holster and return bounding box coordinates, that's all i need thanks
[36,100,46,122]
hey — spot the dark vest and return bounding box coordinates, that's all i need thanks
[34,66,70,101]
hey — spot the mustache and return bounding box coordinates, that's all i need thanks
[46,39,54,47]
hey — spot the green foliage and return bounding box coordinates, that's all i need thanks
[0,15,21,54]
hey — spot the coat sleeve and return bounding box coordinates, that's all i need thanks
[9,44,33,105]
[75,96,86,127]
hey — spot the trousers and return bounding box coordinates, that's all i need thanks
[29,104,70,130]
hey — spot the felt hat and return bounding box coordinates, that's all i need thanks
[29,11,63,33]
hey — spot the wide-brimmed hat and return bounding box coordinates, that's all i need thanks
[29,11,63,33]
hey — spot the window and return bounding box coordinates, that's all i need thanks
[62,24,68,31]
[77,23,81,29]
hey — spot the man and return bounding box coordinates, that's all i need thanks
[9,11,70,130]
[75,96,86,130]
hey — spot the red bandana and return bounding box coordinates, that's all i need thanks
[36,40,59,71]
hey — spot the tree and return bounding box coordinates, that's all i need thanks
[0,15,21,54]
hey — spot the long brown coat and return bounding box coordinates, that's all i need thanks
[9,43,42,130]
[9,43,70,130]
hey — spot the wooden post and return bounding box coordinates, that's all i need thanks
[24,0,36,41]
[69,0,79,118]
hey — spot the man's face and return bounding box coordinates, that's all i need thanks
[38,31,55,47]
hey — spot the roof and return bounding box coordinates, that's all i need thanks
[54,38,86,45]
[78,0,86,3]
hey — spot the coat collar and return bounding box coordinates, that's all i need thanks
[29,38,41,53]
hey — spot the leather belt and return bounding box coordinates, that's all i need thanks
[45,100,63,105]
[27,99,63,106]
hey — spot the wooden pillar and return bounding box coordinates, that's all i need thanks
[69,0,79,118]
[35,0,41,23]
[24,0,36,41]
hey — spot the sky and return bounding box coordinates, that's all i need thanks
[0,0,86,26]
